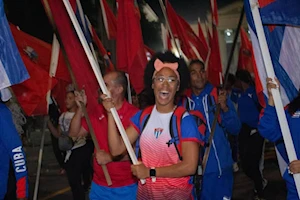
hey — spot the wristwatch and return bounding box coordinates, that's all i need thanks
[150,167,156,182]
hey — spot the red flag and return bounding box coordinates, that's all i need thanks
[198,18,208,53]
[90,25,115,71]
[210,0,219,26]
[11,55,58,116]
[238,28,265,107]
[166,0,208,61]
[9,24,74,115]
[43,0,100,114]
[207,25,222,86]
[10,25,70,82]
[10,24,71,113]
[116,0,147,94]
[100,0,117,40]
[238,28,254,74]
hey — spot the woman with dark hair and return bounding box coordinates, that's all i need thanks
[259,78,300,200]
[102,52,204,199]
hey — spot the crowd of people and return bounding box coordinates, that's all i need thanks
[1,51,300,200]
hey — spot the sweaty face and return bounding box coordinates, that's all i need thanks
[65,92,76,110]
[189,63,207,91]
[152,67,179,107]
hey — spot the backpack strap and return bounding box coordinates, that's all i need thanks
[139,106,154,132]
[181,96,190,111]
[189,110,206,137]
[208,88,222,124]
[135,105,154,158]
[167,106,186,161]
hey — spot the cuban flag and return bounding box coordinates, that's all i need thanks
[154,128,163,139]
[244,0,300,176]
[0,0,29,90]
[245,0,300,107]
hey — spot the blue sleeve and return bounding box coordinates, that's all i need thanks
[0,105,28,198]
[181,114,205,145]
[130,110,142,134]
[230,89,240,104]
[258,105,283,142]
[221,98,241,135]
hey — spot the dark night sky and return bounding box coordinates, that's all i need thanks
[4,0,238,50]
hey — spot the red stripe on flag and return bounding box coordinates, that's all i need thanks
[258,0,276,8]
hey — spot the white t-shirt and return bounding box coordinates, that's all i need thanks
[59,111,86,151]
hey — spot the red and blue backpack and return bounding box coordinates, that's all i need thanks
[134,105,206,161]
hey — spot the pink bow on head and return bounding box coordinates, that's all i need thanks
[153,59,180,80]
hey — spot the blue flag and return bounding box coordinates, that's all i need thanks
[0,0,29,90]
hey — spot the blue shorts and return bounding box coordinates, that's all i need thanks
[89,181,137,200]
[200,169,233,200]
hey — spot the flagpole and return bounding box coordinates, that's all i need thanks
[42,0,112,186]
[62,0,145,184]
[33,33,60,200]
[202,6,245,173]
[76,0,100,69]
[250,0,300,197]
[158,0,182,57]
[125,73,132,104]
[33,116,48,200]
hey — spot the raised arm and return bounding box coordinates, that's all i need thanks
[69,91,88,137]
[258,77,282,142]
[101,94,139,156]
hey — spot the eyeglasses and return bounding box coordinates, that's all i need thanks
[153,76,178,84]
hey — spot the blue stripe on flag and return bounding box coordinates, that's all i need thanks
[264,26,298,101]
[0,0,29,89]
[74,4,92,44]
[260,0,300,26]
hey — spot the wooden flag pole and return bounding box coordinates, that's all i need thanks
[42,0,112,186]
[62,0,145,184]
[33,116,48,200]
[202,6,245,174]
[158,0,182,57]
[33,33,60,200]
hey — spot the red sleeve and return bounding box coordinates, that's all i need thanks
[16,176,27,198]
